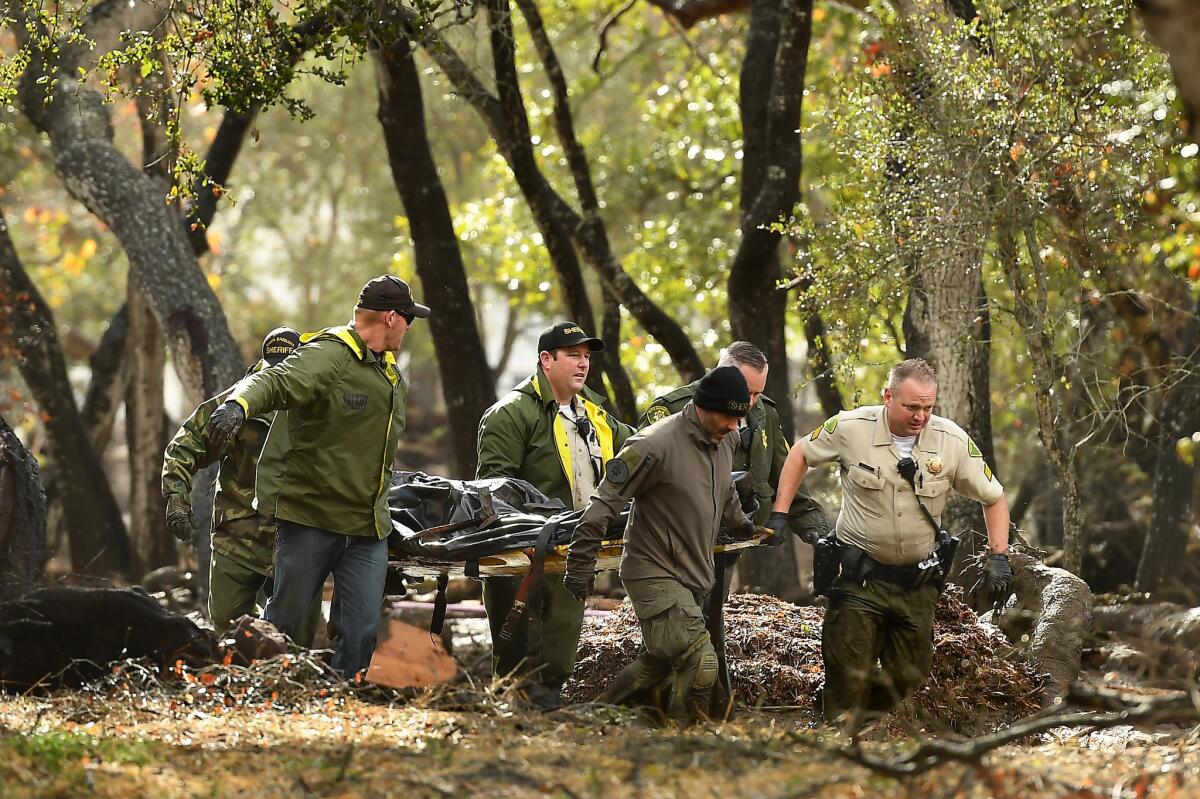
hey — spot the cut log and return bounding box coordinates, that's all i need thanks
[0,586,217,691]
[365,617,459,689]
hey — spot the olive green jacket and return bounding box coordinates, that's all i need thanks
[570,403,750,594]
[476,369,634,507]
[161,362,277,573]
[640,381,831,536]
[230,325,407,539]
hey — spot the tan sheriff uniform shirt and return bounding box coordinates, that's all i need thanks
[559,404,598,511]
[568,402,751,594]
[801,405,1004,566]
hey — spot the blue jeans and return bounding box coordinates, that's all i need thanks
[265,520,388,678]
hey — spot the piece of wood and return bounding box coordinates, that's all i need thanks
[365,617,459,689]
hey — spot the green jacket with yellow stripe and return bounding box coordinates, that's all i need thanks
[475,369,634,507]
[640,381,831,537]
[230,325,407,539]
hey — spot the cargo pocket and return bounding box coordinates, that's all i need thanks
[643,603,702,662]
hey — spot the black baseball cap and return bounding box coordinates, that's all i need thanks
[694,365,751,417]
[262,327,300,365]
[537,321,604,353]
[356,275,431,318]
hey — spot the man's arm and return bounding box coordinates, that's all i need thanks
[720,477,753,533]
[475,404,524,479]
[161,396,222,499]
[771,444,810,514]
[229,340,344,419]
[983,495,1010,555]
[565,441,656,590]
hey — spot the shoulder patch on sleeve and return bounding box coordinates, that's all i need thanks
[645,404,670,424]
[984,462,994,481]
[605,457,629,484]
[967,438,983,458]
[809,426,821,441]
[822,415,839,435]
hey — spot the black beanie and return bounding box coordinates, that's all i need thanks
[694,366,751,417]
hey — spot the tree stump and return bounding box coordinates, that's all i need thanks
[1007,551,1093,706]
[0,413,47,600]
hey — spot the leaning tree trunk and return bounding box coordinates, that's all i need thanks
[81,304,130,456]
[0,210,131,577]
[373,28,497,477]
[12,0,243,403]
[0,413,46,600]
[729,0,813,598]
[407,2,704,382]
[1135,296,1200,594]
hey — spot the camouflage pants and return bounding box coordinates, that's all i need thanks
[208,550,322,647]
[603,577,717,724]
[821,579,939,724]
[483,574,584,691]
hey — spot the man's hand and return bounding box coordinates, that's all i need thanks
[763,511,789,547]
[982,552,1014,607]
[165,494,195,543]
[562,568,593,604]
[208,401,245,451]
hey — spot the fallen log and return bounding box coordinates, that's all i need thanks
[0,585,218,691]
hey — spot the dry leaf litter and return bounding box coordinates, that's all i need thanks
[566,587,1046,731]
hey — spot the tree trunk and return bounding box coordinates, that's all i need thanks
[409,2,704,382]
[728,0,813,441]
[1136,0,1200,144]
[727,0,812,597]
[1007,551,1093,707]
[125,283,175,574]
[600,286,638,424]
[80,304,130,455]
[0,413,46,600]
[12,1,243,403]
[804,310,844,418]
[372,29,497,477]
[1135,297,1200,594]
[0,209,131,577]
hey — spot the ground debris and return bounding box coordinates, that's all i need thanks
[566,587,1046,732]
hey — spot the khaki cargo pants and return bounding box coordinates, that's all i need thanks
[603,577,718,724]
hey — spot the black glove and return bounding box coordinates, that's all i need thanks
[982,552,1014,608]
[208,401,246,451]
[763,511,789,547]
[562,567,593,604]
[165,494,195,543]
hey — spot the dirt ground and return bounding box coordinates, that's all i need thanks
[3,685,1200,799]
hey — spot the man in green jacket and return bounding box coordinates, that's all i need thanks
[206,275,429,678]
[640,341,830,545]
[565,366,756,723]
[476,321,635,709]
[162,327,300,633]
